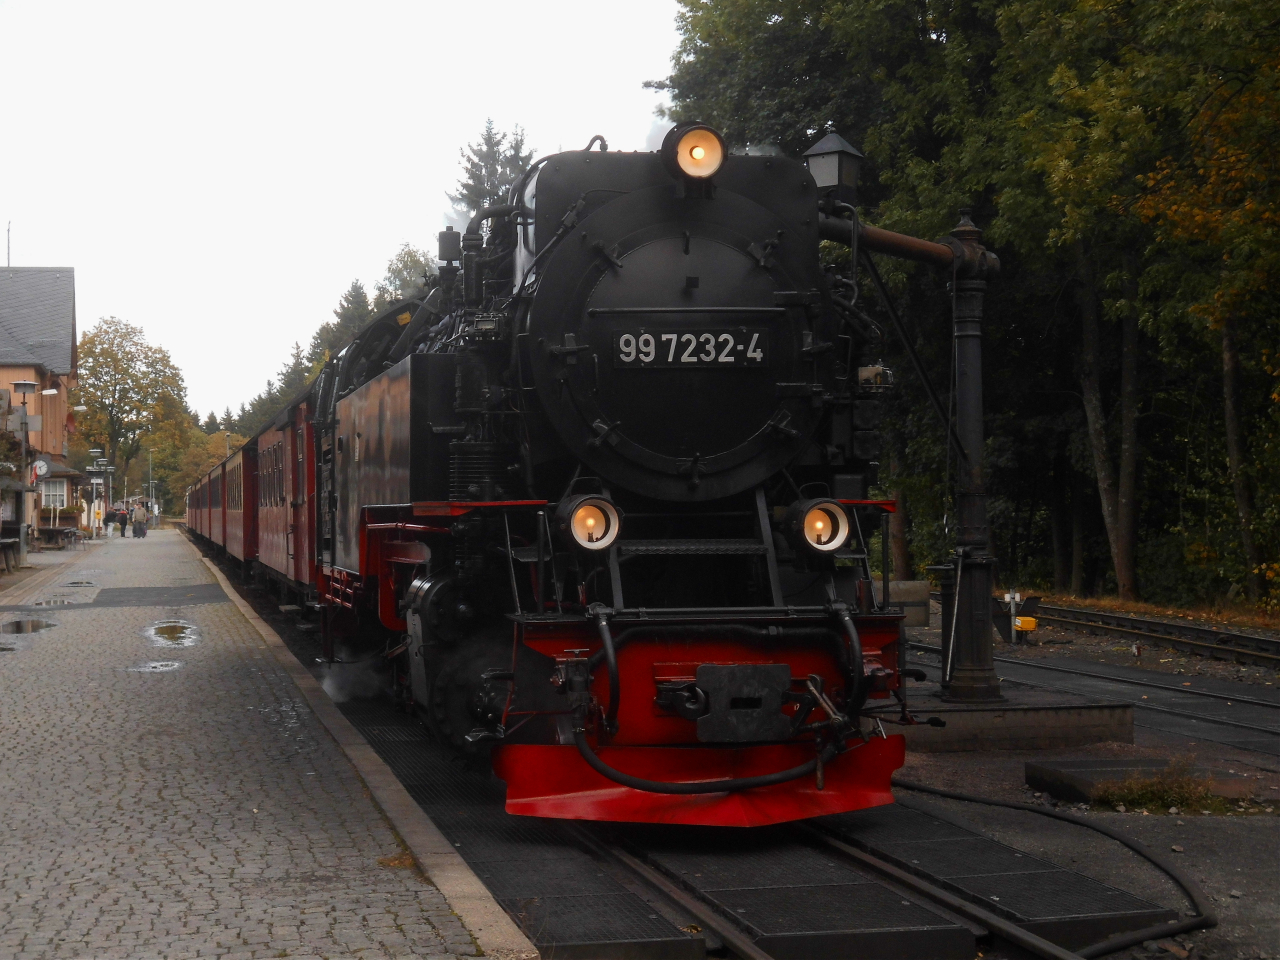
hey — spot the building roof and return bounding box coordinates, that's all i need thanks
[0,268,76,374]
[33,455,82,480]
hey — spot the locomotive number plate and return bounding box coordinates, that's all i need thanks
[613,329,768,368]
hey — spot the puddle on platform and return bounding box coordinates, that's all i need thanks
[1,619,56,634]
[62,580,97,587]
[147,620,198,647]
[130,661,181,672]
[0,645,15,652]
[34,598,74,606]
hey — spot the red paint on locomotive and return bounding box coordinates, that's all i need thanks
[493,734,903,827]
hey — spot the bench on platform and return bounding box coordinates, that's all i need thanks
[37,526,80,550]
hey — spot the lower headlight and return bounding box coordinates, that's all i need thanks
[785,499,851,553]
[556,495,622,550]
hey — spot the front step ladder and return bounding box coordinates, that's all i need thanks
[606,488,784,608]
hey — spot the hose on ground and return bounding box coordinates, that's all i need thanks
[891,778,1217,958]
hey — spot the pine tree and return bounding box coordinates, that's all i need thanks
[275,342,312,400]
[309,280,374,364]
[202,411,219,435]
[449,119,533,221]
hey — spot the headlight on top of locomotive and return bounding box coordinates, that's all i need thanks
[784,498,851,554]
[661,122,725,180]
[556,495,622,550]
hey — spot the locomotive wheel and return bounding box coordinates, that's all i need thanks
[426,638,511,756]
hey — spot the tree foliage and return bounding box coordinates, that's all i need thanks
[448,119,533,220]
[72,317,187,474]
[372,244,436,313]
[309,280,375,365]
[659,0,1280,605]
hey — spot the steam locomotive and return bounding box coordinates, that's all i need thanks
[187,123,916,827]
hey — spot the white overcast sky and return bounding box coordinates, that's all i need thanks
[0,0,682,417]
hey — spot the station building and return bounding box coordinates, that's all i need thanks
[0,266,83,539]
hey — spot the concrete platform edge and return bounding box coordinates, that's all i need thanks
[201,557,539,960]
[901,702,1133,752]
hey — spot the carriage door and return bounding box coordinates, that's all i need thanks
[283,425,295,573]
[291,422,305,583]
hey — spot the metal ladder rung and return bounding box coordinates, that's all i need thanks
[618,538,769,556]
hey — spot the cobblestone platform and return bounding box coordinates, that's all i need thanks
[0,530,476,960]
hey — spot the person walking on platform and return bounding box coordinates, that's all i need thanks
[132,502,147,539]
[116,504,127,538]
[103,506,117,538]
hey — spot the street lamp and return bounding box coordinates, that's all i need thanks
[803,132,863,206]
[84,452,104,536]
[11,380,36,566]
[93,458,114,512]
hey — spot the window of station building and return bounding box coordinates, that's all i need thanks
[40,479,67,508]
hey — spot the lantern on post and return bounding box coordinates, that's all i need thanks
[803,133,863,206]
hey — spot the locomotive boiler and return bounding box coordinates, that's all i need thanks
[191,123,924,827]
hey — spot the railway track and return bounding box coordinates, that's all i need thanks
[1034,604,1280,668]
[928,594,1280,668]
[338,693,1181,960]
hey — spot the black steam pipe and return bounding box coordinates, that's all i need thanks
[591,607,621,735]
[835,608,870,715]
[574,730,844,795]
[465,203,518,236]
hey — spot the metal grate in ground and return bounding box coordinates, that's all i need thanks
[628,824,973,960]
[822,802,1178,949]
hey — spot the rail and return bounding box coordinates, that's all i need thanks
[928,594,1280,668]
[1035,604,1280,667]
